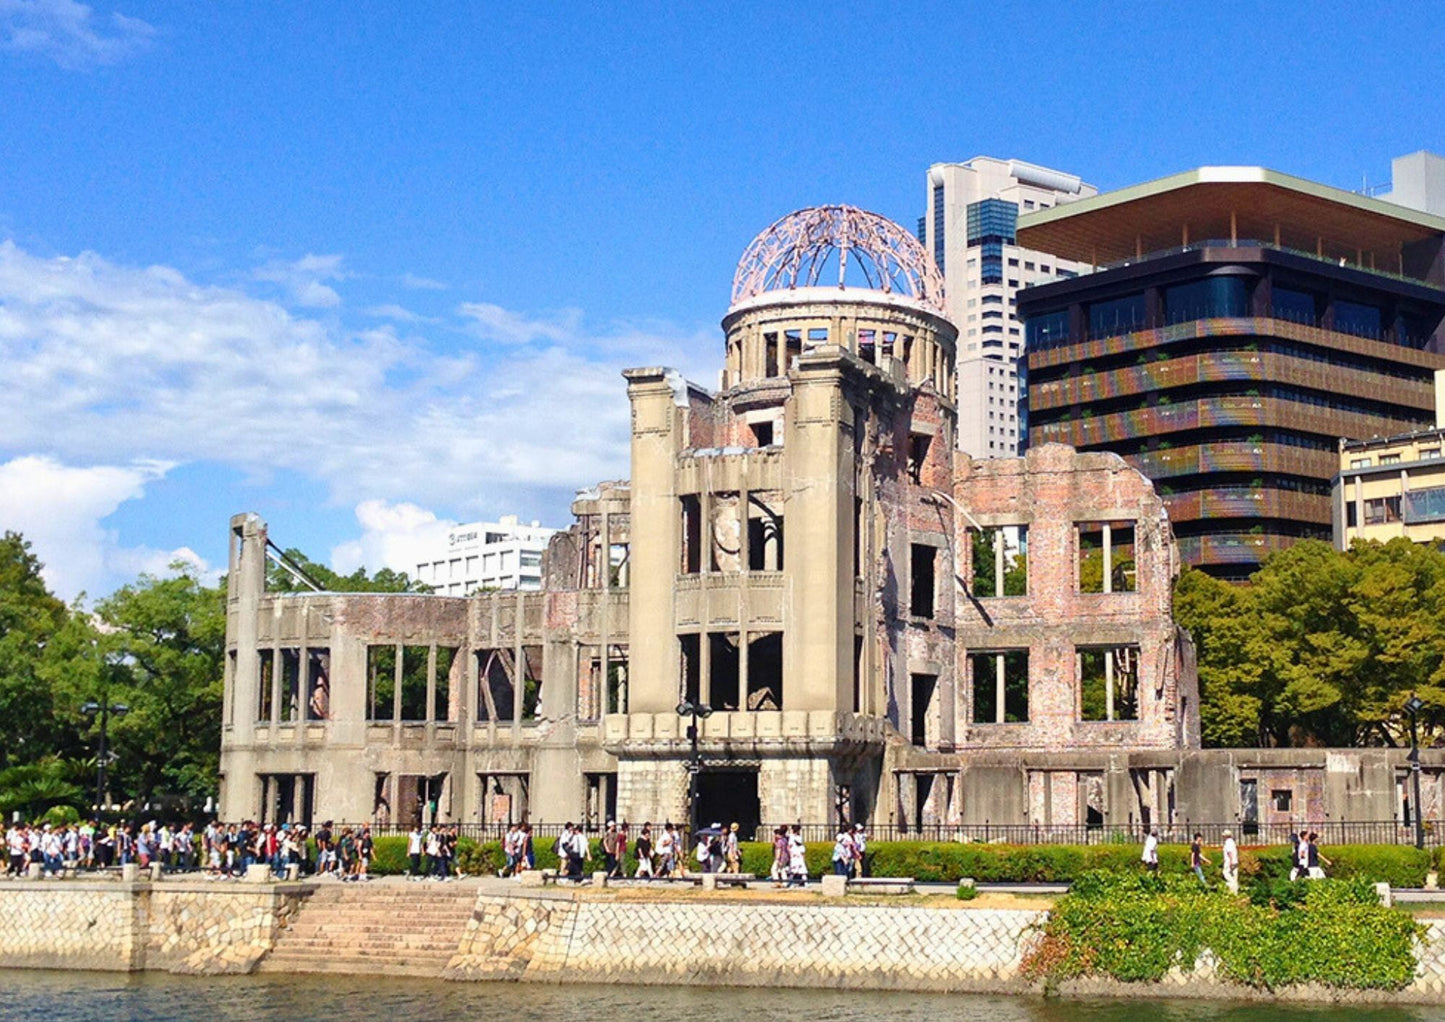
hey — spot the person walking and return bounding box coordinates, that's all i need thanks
[770,827,789,888]
[611,823,628,879]
[1190,832,1210,885]
[724,823,741,874]
[656,823,675,877]
[1305,832,1330,879]
[601,821,619,877]
[852,823,868,878]
[831,828,854,877]
[787,825,807,888]
[635,824,654,878]
[1141,828,1160,873]
[1221,831,1240,894]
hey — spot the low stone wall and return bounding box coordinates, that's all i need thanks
[444,894,1043,992]
[0,878,306,974]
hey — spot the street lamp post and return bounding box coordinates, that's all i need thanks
[1406,694,1426,851]
[81,695,129,817]
[676,698,713,839]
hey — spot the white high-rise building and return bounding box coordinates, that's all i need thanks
[413,514,556,595]
[920,157,1097,457]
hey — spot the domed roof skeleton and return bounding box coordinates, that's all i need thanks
[730,205,946,315]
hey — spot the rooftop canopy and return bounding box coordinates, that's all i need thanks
[1017,167,1445,281]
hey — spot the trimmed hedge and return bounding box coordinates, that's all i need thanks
[436,837,1433,886]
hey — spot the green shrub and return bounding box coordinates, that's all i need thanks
[955,882,978,901]
[1026,871,1421,991]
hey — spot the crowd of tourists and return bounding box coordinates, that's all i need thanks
[5,821,200,876]
[494,820,869,887]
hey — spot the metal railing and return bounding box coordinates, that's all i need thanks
[290,819,1445,848]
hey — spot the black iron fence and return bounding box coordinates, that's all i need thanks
[286,819,1445,849]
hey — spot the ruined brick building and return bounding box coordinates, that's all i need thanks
[222,205,1277,834]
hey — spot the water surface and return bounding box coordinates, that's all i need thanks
[3,971,1444,1022]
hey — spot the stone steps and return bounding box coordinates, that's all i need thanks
[258,883,479,977]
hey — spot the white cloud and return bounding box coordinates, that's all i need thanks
[364,303,433,324]
[458,302,583,345]
[0,0,153,69]
[400,273,447,291]
[253,252,346,308]
[0,455,206,600]
[0,238,716,527]
[330,499,455,578]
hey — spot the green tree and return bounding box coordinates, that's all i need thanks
[93,564,227,803]
[1175,538,1445,748]
[0,533,73,769]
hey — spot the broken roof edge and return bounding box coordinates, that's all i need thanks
[621,365,715,405]
[1019,165,1445,235]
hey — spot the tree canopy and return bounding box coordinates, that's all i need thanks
[1175,538,1445,748]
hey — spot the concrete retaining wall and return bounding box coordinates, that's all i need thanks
[444,895,1040,991]
[0,879,305,974]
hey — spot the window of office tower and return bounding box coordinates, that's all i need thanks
[1088,293,1147,338]
[1163,277,1248,324]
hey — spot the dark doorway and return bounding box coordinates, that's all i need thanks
[697,769,760,837]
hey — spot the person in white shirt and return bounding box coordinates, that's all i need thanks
[6,825,26,876]
[656,824,676,877]
[1141,829,1160,872]
[787,825,807,887]
[852,824,868,878]
[406,826,423,879]
[831,829,855,876]
[1221,831,1240,894]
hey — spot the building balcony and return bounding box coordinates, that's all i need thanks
[1029,317,1445,374]
[1175,532,1298,566]
[1031,349,1433,412]
[1126,443,1338,481]
[1032,396,1426,450]
[1162,488,1330,526]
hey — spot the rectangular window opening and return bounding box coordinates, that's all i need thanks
[434,646,458,722]
[709,632,741,711]
[400,645,429,721]
[746,632,783,710]
[257,648,275,722]
[366,645,396,722]
[971,526,1027,597]
[681,495,702,573]
[970,650,1029,723]
[1079,646,1140,722]
[751,420,774,447]
[908,432,931,484]
[305,648,330,721]
[1077,521,1137,593]
[679,634,701,705]
[910,543,936,618]
[279,648,301,722]
[747,496,784,571]
[911,673,937,747]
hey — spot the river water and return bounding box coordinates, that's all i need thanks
[4,972,1445,1022]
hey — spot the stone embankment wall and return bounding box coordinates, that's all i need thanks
[9,880,1445,1003]
[0,879,304,975]
[443,894,1042,992]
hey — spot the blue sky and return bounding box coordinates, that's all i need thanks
[1,0,1441,599]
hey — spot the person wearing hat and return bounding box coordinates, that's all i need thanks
[724,822,741,873]
[852,823,868,878]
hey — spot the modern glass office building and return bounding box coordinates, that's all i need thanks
[1016,167,1445,579]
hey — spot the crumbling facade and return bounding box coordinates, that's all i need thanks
[220,206,1205,832]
